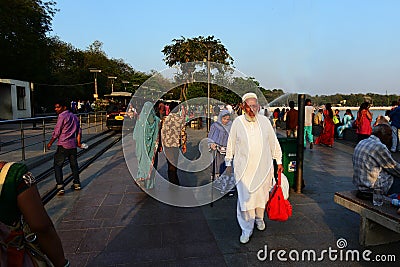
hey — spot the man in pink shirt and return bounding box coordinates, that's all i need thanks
[47,100,82,195]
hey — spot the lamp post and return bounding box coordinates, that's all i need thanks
[108,76,117,93]
[150,88,155,98]
[89,68,101,100]
[207,48,211,133]
[131,84,139,92]
[122,80,130,91]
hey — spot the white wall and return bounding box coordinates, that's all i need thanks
[0,78,31,120]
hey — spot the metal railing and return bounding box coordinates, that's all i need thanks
[0,111,107,162]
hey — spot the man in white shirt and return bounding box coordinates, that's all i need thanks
[225,92,283,244]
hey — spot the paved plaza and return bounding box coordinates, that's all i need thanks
[42,128,400,266]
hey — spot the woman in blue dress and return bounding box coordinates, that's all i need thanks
[337,109,354,138]
[133,102,161,189]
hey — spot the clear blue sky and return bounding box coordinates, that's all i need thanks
[51,0,400,96]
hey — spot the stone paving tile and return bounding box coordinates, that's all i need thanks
[58,229,87,242]
[175,241,226,259]
[206,218,240,240]
[73,195,106,207]
[65,251,91,266]
[88,246,178,265]
[102,193,124,205]
[77,228,113,253]
[94,205,120,219]
[255,233,303,251]
[160,221,216,246]
[224,253,250,267]
[106,224,162,250]
[125,183,143,193]
[114,202,143,218]
[163,257,227,267]
[223,240,252,256]
[61,239,82,254]
[64,206,98,220]
[120,192,148,205]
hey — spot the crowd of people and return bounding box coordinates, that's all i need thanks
[70,100,95,113]
[124,96,400,243]
[2,94,400,267]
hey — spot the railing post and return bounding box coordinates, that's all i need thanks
[87,113,90,134]
[296,94,305,193]
[101,111,104,131]
[42,119,46,153]
[20,121,26,161]
[94,112,97,132]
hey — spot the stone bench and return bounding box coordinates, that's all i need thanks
[334,190,400,246]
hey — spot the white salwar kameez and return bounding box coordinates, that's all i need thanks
[225,114,282,236]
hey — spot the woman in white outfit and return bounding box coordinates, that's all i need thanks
[225,92,283,244]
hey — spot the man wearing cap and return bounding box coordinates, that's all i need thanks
[225,92,283,244]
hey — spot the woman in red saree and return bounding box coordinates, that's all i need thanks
[355,102,372,143]
[315,103,335,147]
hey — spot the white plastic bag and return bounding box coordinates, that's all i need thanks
[271,172,290,200]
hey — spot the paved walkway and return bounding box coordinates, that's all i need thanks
[49,128,400,266]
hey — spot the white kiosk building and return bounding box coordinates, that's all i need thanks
[0,78,32,120]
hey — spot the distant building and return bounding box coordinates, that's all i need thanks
[0,78,32,120]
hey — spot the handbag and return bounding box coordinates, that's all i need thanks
[266,171,293,222]
[0,162,53,267]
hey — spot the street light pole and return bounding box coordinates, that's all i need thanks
[207,48,211,133]
[89,69,101,100]
[108,76,117,93]
[131,84,139,93]
[122,80,130,91]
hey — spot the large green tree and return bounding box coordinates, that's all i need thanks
[0,0,57,81]
[162,35,234,101]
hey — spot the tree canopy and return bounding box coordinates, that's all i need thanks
[162,35,233,67]
[0,0,57,82]
[162,36,235,102]
[35,39,150,109]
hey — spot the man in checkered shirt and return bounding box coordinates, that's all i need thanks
[353,123,400,195]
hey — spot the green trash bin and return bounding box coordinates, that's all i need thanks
[278,137,297,187]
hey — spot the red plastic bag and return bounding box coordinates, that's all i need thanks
[266,172,292,221]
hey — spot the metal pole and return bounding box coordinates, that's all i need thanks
[30,82,36,128]
[42,119,46,153]
[90,69,101,100]
[20,121,25,161]
[207,49,211,133]
[210,149,216,207]
[88,113,91,133]
[94,112,97,132]
[101,111,104,131]
[296,94,305,193]
[108,76,117,93]
[94,75,98,100]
